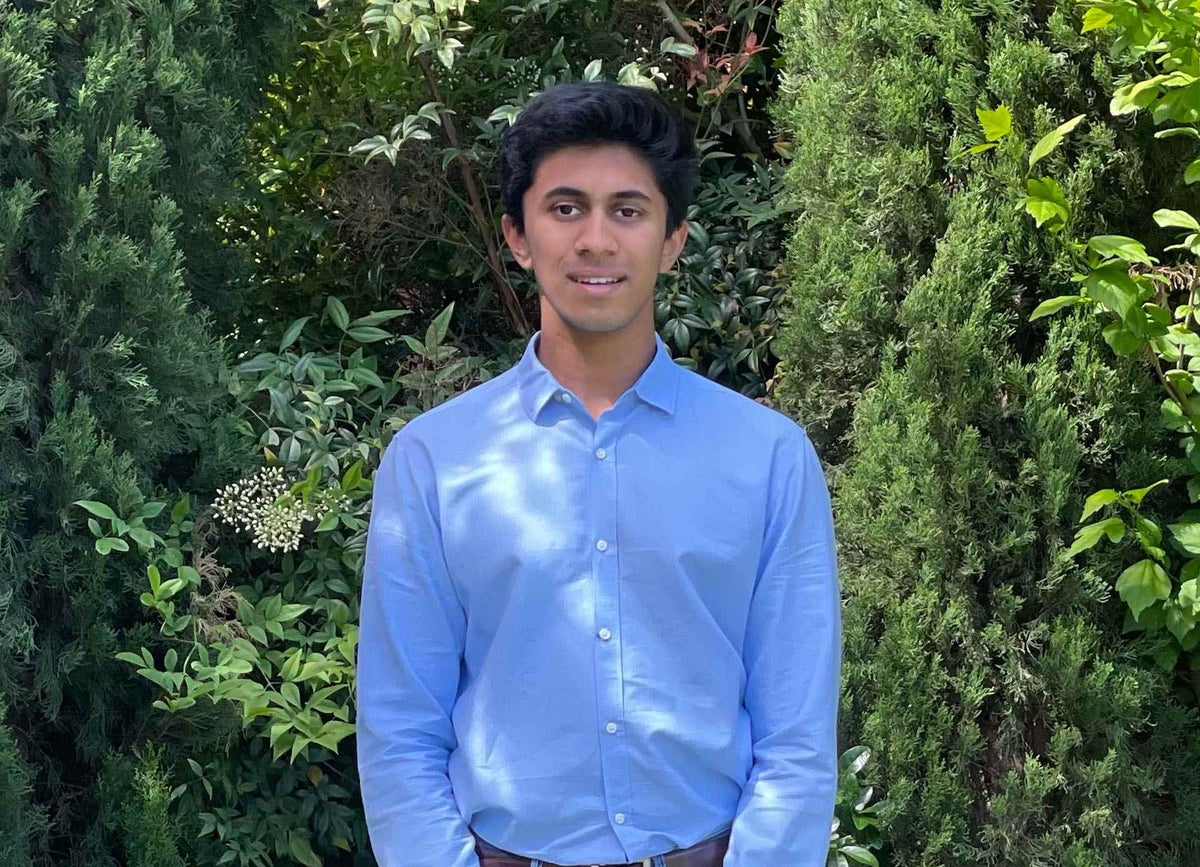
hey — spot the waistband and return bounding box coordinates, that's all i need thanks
[473,830,731,867]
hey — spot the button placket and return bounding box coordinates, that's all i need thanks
[588,418,634,837]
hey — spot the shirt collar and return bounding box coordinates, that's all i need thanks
[517,330,680,422]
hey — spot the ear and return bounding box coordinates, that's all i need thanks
[658,219,690,273]
[502,213,533,270]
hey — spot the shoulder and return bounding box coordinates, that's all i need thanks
[385,366,521,460]
[676,366,810,449]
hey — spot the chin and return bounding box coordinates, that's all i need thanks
[559,314,637,335]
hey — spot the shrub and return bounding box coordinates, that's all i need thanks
[774,0,1200,862]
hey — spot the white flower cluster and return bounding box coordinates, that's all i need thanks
[212,465,328,554]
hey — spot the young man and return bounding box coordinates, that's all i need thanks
[356,81,841,867]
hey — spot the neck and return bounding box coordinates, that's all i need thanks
[535,319,657,416]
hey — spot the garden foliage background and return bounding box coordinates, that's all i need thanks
[1,0,1199,865]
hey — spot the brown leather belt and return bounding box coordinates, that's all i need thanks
[473,831,730,867]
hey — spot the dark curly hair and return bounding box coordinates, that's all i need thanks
[499,81,700,235]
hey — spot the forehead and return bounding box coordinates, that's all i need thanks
[528,143,661,199]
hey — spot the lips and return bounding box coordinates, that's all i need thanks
[569,274,625,284]
[568,273,626,295]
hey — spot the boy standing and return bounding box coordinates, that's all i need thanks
[357,81,841,867]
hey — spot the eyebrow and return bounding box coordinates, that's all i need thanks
[542,186,653,203]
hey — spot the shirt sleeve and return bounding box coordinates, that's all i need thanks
[356,431,480,867]
[725,427,842,867]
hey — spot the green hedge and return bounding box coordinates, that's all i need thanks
[0,2,307,861]
[773,0,1200,863]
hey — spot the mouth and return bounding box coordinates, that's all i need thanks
[568,274,626,293]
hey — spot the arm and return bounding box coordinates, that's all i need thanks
[356,432,480,867]
[725,428,842,866]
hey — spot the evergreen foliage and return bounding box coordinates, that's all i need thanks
[774,0,1200,863]
[0,1,305,860]
[98,748,187,867]
[0,697,39,865]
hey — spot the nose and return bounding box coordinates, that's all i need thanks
[573,211,618,256]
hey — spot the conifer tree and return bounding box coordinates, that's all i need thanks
[774,0,1200,863]
[0,2,305,860]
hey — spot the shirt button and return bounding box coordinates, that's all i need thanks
[614,813,626,825]
[559,392,572,403]
[594,447,607,460]
[596,539,608,552]
[605,721,618,734]
[598,628,612,641]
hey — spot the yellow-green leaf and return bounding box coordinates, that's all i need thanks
[1186,157,1200,185]
[1087,235,1154,266]
[1081,7,1113,32]
[1031,295,1086,321]
[1029,114,1085,168]
[1115,559,1171,617]
[1080,489,1119,522]
[1024,177,1069,230]
[1065,516,1126,557]
[1154,209,1200,231]
[1169,520,1200,554]
[977,105,1013,142]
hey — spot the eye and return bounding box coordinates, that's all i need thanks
[616,207,642,219]
[553,203,581,217]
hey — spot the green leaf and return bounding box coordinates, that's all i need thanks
[660,37,697,57]
[277,604,309,622]
[582,58,603,81]
[1028,114,1085,168]
[976,105,1012,142]
[1154,127,1200,140]
[1065,517,1125,557]
[280,681,301,708]
[1126,479,1169,505]
[1115,559,1172,617]
[74,500,117,521]
[128,527,157,549]
[1102,321,1143,356]
[430,302,455,347]
[1180,578,1200,615]
[1110,75,1169,116]
[1031,295,1086,320]
[1154,209,1200,232]
[1153,646,1179,672]
[138,501,166,519]
[288,831,322,867]
[842,847,880,867]
[279,316,310,352]
[1080,489,1119,521]
[1187,157,1200,185]
[349,309,408,328]
[1087,235,1154,266]
[345,326,390,343]
[95,537,129,555]
[1024,177,1070,231]
[1165,599,1196,642]
[1081,6,1113,31]
[1169,520,1200,554]
[326,296,350,331]
[1084,262,1141,322]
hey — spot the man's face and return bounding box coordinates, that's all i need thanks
[502,143,688,338]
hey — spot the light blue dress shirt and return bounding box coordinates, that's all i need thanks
[356,331,841,867]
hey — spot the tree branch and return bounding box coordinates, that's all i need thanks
[416,54,530,337]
